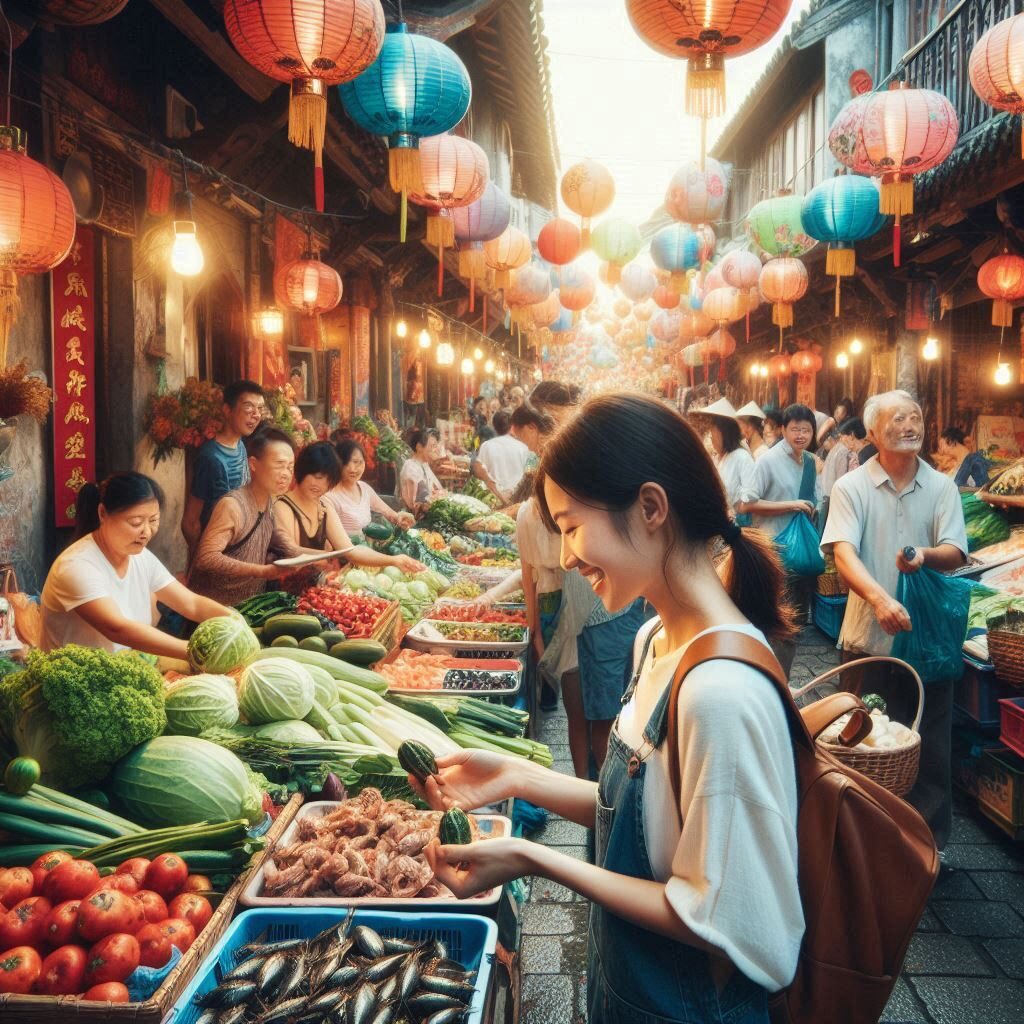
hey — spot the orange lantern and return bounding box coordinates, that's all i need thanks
[559,264,596,312]
[790,349,823,374]
[759,257,808,331]
[537,218,582,266]
[561,160,615,245]
[678,307,715,340]
[484,226,531,290]
[0,127,76,366]
[768,353,792,376]
[529,289,563,329]
[224,0,386,210]
[280,253,343,315]
[613,297,632,319]
[653,284,681,310]
[702,286,746,325]
[978,252,1024,327]
[970,14,1024,157]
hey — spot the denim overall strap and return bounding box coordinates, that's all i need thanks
[588,643,769,1024]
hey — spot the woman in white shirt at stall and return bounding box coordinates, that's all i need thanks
[327,439,414,536]
[41,473,230,659]
[399,428,447,517]
[697,398,757,526]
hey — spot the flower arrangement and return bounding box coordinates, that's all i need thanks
[143,377,225,464]
[0,361,53,422]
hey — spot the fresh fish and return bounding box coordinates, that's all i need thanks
[396,957,420,1002]
[406,993,465,1015]
[254,995,309,1024]
[349,982,377,1024]
[376,974,398,1004]
[369,1002,397,1024]
[418,975,475,1002]
[427,939,448,962]
[195,1011,221,1024]
[216,1007,249,1024]
[194,979,257,1009]
[238,936,305,959]
[276,953,308,1001]
[257,951,289,998]
[362,952,409,983]
[310,914,354,956]
[302,987,348,1016]
[382,936,420,954]
[327,963,362,988]
[221,955,265,982]
[353,925,386,959]
[423,1009,467,1024]
[309,947,345,992]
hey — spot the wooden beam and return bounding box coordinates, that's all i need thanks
[147,0,278,103]
[323,120,397,217]
[855,265,900,318]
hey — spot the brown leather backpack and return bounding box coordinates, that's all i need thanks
[666,632,939,1024]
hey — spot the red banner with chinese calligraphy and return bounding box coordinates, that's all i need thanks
[352,306,370,416]
[51,226,96,528]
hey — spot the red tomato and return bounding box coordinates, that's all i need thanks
[143,855,188,899]
[83,981,130,1002]
[103,874,139,897]
[0,868,34,908]
[115,858,150,888]
[0,945,42,994]
[134,889,168,925]
[157,918,195,954]
[181,875,212,894]
[29,851,74,894]
[37,944,88,995]
[44,900,81,947]
[167,893,212,934]
[43,860,101,904]
[77,889,139,943]
[135,922,172,969]
[0,896,53,949]
[84,933,139,986]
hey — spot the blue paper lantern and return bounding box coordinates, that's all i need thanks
[339,23,471,240]
[801,175,887,315]
[650,224,700,294]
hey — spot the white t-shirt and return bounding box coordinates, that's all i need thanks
[41,535,175,652]
[713,447,757,512]
[515,499,563,595]
[399,458,443,508]
[477,434,531,495]
[616,619,803,992]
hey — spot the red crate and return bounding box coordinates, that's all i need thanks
[1000,697,1024,760]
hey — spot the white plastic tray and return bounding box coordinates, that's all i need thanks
[404,619,530,658]
[389,666,522,697]
[240,800,510,909]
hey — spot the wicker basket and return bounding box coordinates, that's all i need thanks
[792,657,924,797]
[370,600,403,653]
[0,793,303,1024]
[987,610,1024,686]
[816,551,849,595]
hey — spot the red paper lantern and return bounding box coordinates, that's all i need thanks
[970,14,1024,158]
[790,350,822,374]
[537,218,582,266]
[978,252,1024,326]
[653,284,681,310]
[759,257,808,329]
[768,353,792,376]
[224,0,386,210]
[280,254,343,315]
[0,127,76,367]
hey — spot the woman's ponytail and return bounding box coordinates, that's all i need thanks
[74,483,103,539]
[721,526,797,643]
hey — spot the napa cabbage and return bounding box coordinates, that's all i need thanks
[163,674,239,736]
[238,658,315,724]
[254,719,323,743]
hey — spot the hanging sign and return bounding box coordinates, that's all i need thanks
[51,226,96,529]
[352,306,371,417]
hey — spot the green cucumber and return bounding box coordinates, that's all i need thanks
[319,629,348,647]
[299,636,329,654]
[263,614,323,641]
[397,741,437,783]
[439,807,471,846]
[271,634,299,649]
[252,646,388,693]
[330,639,387,666]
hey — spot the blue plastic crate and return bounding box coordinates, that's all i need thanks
[813,593,847,641]
[165,908,498,1024]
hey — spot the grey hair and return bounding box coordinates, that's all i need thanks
[862,390,918,432]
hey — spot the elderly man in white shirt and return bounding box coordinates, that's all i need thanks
[821,390,967,850]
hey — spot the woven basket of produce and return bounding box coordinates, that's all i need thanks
[986,609,1024,685]
[369,600,403,653]
[792,657,923,797]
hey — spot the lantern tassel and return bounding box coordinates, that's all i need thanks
[993,298,1014,328]
[0,270,19,370]
[606,263,622,286]
[314,154,325,214]
[469,274,475,313]
[778,324,785,352]
[834,275,842,318]
[745,309,750,343]
[426,214,455,250]
[389,148,424,245]
[826,247,856,277]
[669,270,687,294]
[772,303,793,329]
[493,268,511,290]
[581,217,591,249]
[437,239,444,298]
[289,80,327,155]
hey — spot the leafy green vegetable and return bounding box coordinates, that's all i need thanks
[254,719,324,743]
[164,674,239,736]
[187,614,261,674]
[962,493,1010,553]
[238,658,315,724]
[0,645,166,789]
[421,498,478,536]
[111,735,264,827]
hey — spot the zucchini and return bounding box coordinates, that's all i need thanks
[263,614,323,641]
[439,807,471,846]
[320,629,348,647]
[251,647,389,693]
[398,741,437,783]
[364,521,394,542]
[330,639,387,666]
[271,634,299,649]
[299,636,329,654]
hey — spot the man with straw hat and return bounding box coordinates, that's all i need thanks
[736,401,770,462]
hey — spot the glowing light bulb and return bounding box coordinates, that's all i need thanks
[418,329,431,349]
[436,342,454,366]
[473,347,483,361]
[759,365,769,378]
[849,337,864,355]
[460,357,474,375]
[254,306,283,337]
[836,351,849,369]
[484,359,495,373]
[396,319,408,339]
[922,336,939,361]
[534,367,543,382]
[170,221,203,276]
[995,361,1013,386]
[749,362,760,378]
[496,369,506,382]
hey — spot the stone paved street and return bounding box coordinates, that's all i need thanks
[519,627,1024,1024]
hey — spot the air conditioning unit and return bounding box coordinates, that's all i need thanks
[165,86,203,139]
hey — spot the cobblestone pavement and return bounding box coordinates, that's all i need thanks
[519,626,1024,1024]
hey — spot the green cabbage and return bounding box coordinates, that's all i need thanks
[407,581,431,601]
[302,664,337,709]
[238,658,315,724]
[346,569,370,590]
[382,566,404,581]
[187,615,260,674]
[164,674,239,736]
[111,735,263,826]
[254,719,323,743]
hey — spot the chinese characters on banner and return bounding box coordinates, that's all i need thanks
[352,306,370,417]
[51,227,96,528]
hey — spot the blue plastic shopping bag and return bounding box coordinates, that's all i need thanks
[892,567,972,684]
[775,512,826,577]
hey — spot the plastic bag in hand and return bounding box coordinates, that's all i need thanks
[774,512,826,577]
[891,567,971,684]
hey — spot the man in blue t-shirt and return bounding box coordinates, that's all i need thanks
[182,379,266,559]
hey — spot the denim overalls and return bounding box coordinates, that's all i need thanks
[587,636,770,1024]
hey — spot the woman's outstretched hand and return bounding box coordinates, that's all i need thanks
[407,749,522,811]
[425,836,534,899]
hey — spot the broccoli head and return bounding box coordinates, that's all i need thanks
[0,644,166,789]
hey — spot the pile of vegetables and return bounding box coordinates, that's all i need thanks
[465,513,516,534]
[380,531,460,578]
[456,548,520,567]
[234,591,296,627]
[0,647,166,790]
[968,585,1024,630]
[0,847,214,998]
[341,565,452,623]
[461,475,500,508]
[187,614,261,675]
[962,492,1010,552]
[420,497,479,537]
[297,588,393,639]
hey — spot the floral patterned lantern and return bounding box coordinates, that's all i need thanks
[978,251,1024,326]
[650,223,701,293]
[653,283,681,310]
[719,249,761,340]
[746,192,817,258]
[664,158,729,224]
[801,174,886,315]
[620,263,657,302]
[561,160,615,246]
[591,218,642,285]
[280,252,343,315]
[537,217,582,266]
[225,0,385,211]
[559,263,596,312]
[484,226,531,290]
[759,257,808,345]
[650,308,683,343]
[970,14,1024,157]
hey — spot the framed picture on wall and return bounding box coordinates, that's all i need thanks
[287,346,317,405]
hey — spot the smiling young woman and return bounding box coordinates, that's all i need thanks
[414,393,803,1024]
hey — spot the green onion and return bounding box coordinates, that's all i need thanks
[0,812,107,847]
[0,791,132,839]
